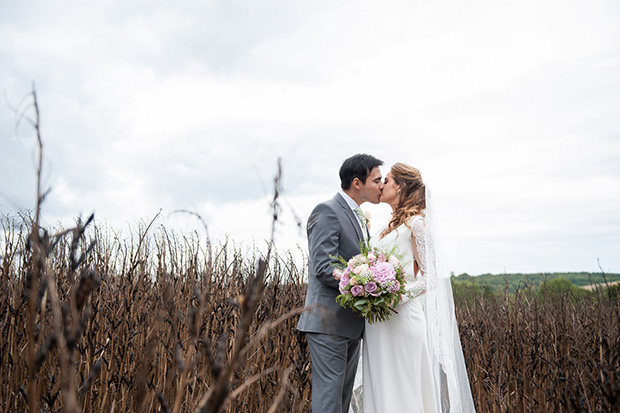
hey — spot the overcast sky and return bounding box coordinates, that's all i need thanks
[1,0,619,275]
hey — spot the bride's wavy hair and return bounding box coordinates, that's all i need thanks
[381,163,426,238]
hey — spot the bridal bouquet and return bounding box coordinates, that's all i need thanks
[333,244,409,324]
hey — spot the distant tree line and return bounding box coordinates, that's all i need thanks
[451,272,620,302]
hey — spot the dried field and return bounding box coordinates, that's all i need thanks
[1,216,619,412]
[458,284,619,412]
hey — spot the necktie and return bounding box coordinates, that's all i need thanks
[354,207,370,239]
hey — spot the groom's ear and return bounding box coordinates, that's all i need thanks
[351,177,362,189]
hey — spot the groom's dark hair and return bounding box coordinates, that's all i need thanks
[340,154,383,190]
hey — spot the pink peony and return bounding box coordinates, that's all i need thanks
[371,262,396,283]
[333,268,344,280]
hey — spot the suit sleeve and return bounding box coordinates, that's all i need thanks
[307,203,341,290]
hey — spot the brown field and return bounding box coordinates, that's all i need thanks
[1,215,619,412]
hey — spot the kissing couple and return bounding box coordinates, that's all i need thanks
[297,154,476,412]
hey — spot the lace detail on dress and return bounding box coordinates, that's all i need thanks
[408,216,427,299]
[411,217,426,274]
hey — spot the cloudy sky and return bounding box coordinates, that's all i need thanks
[1,0,619,275]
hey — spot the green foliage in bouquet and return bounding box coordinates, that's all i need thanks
[332,242,410,324]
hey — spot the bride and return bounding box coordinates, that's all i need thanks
[362,163,475,412]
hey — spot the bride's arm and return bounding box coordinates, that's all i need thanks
[408,217,427,297]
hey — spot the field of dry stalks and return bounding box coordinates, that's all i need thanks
[1,214,312,412]
[458,284,619,412]
[1,214,619,412]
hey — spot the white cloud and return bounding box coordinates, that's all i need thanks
[1,0,619,274]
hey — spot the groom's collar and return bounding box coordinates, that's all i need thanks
[338,190,360,211]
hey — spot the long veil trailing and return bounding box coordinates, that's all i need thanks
[348,187,475,413]
[424,187,475,412]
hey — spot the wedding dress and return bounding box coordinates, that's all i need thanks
[363,216,437,412]
[361,189,475,413]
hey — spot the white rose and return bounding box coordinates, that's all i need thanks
[388,255,400,267]
[353,264,369,275]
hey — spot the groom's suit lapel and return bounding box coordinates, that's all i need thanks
[334,193,364,242]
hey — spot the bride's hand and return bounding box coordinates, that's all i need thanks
[388,293,402,308]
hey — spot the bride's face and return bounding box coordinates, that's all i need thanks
[380,171,400,208]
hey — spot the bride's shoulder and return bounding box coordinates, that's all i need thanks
[407,214,425,225]
[407,214,426,235]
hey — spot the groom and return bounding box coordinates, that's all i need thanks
[297,154,384,413]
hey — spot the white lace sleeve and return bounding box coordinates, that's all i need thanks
[407,216,427,298]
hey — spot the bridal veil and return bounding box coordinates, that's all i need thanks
[424,187,475,412]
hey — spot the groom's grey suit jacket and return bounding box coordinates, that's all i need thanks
[297,193,365,339]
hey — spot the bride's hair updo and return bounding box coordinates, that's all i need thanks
[381,163,426,238]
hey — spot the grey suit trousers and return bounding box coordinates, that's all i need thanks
[305,333,361,413]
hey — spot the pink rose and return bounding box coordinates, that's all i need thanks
[339,274,351,293]
[351,285,364,297]
[364,281,380,297]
